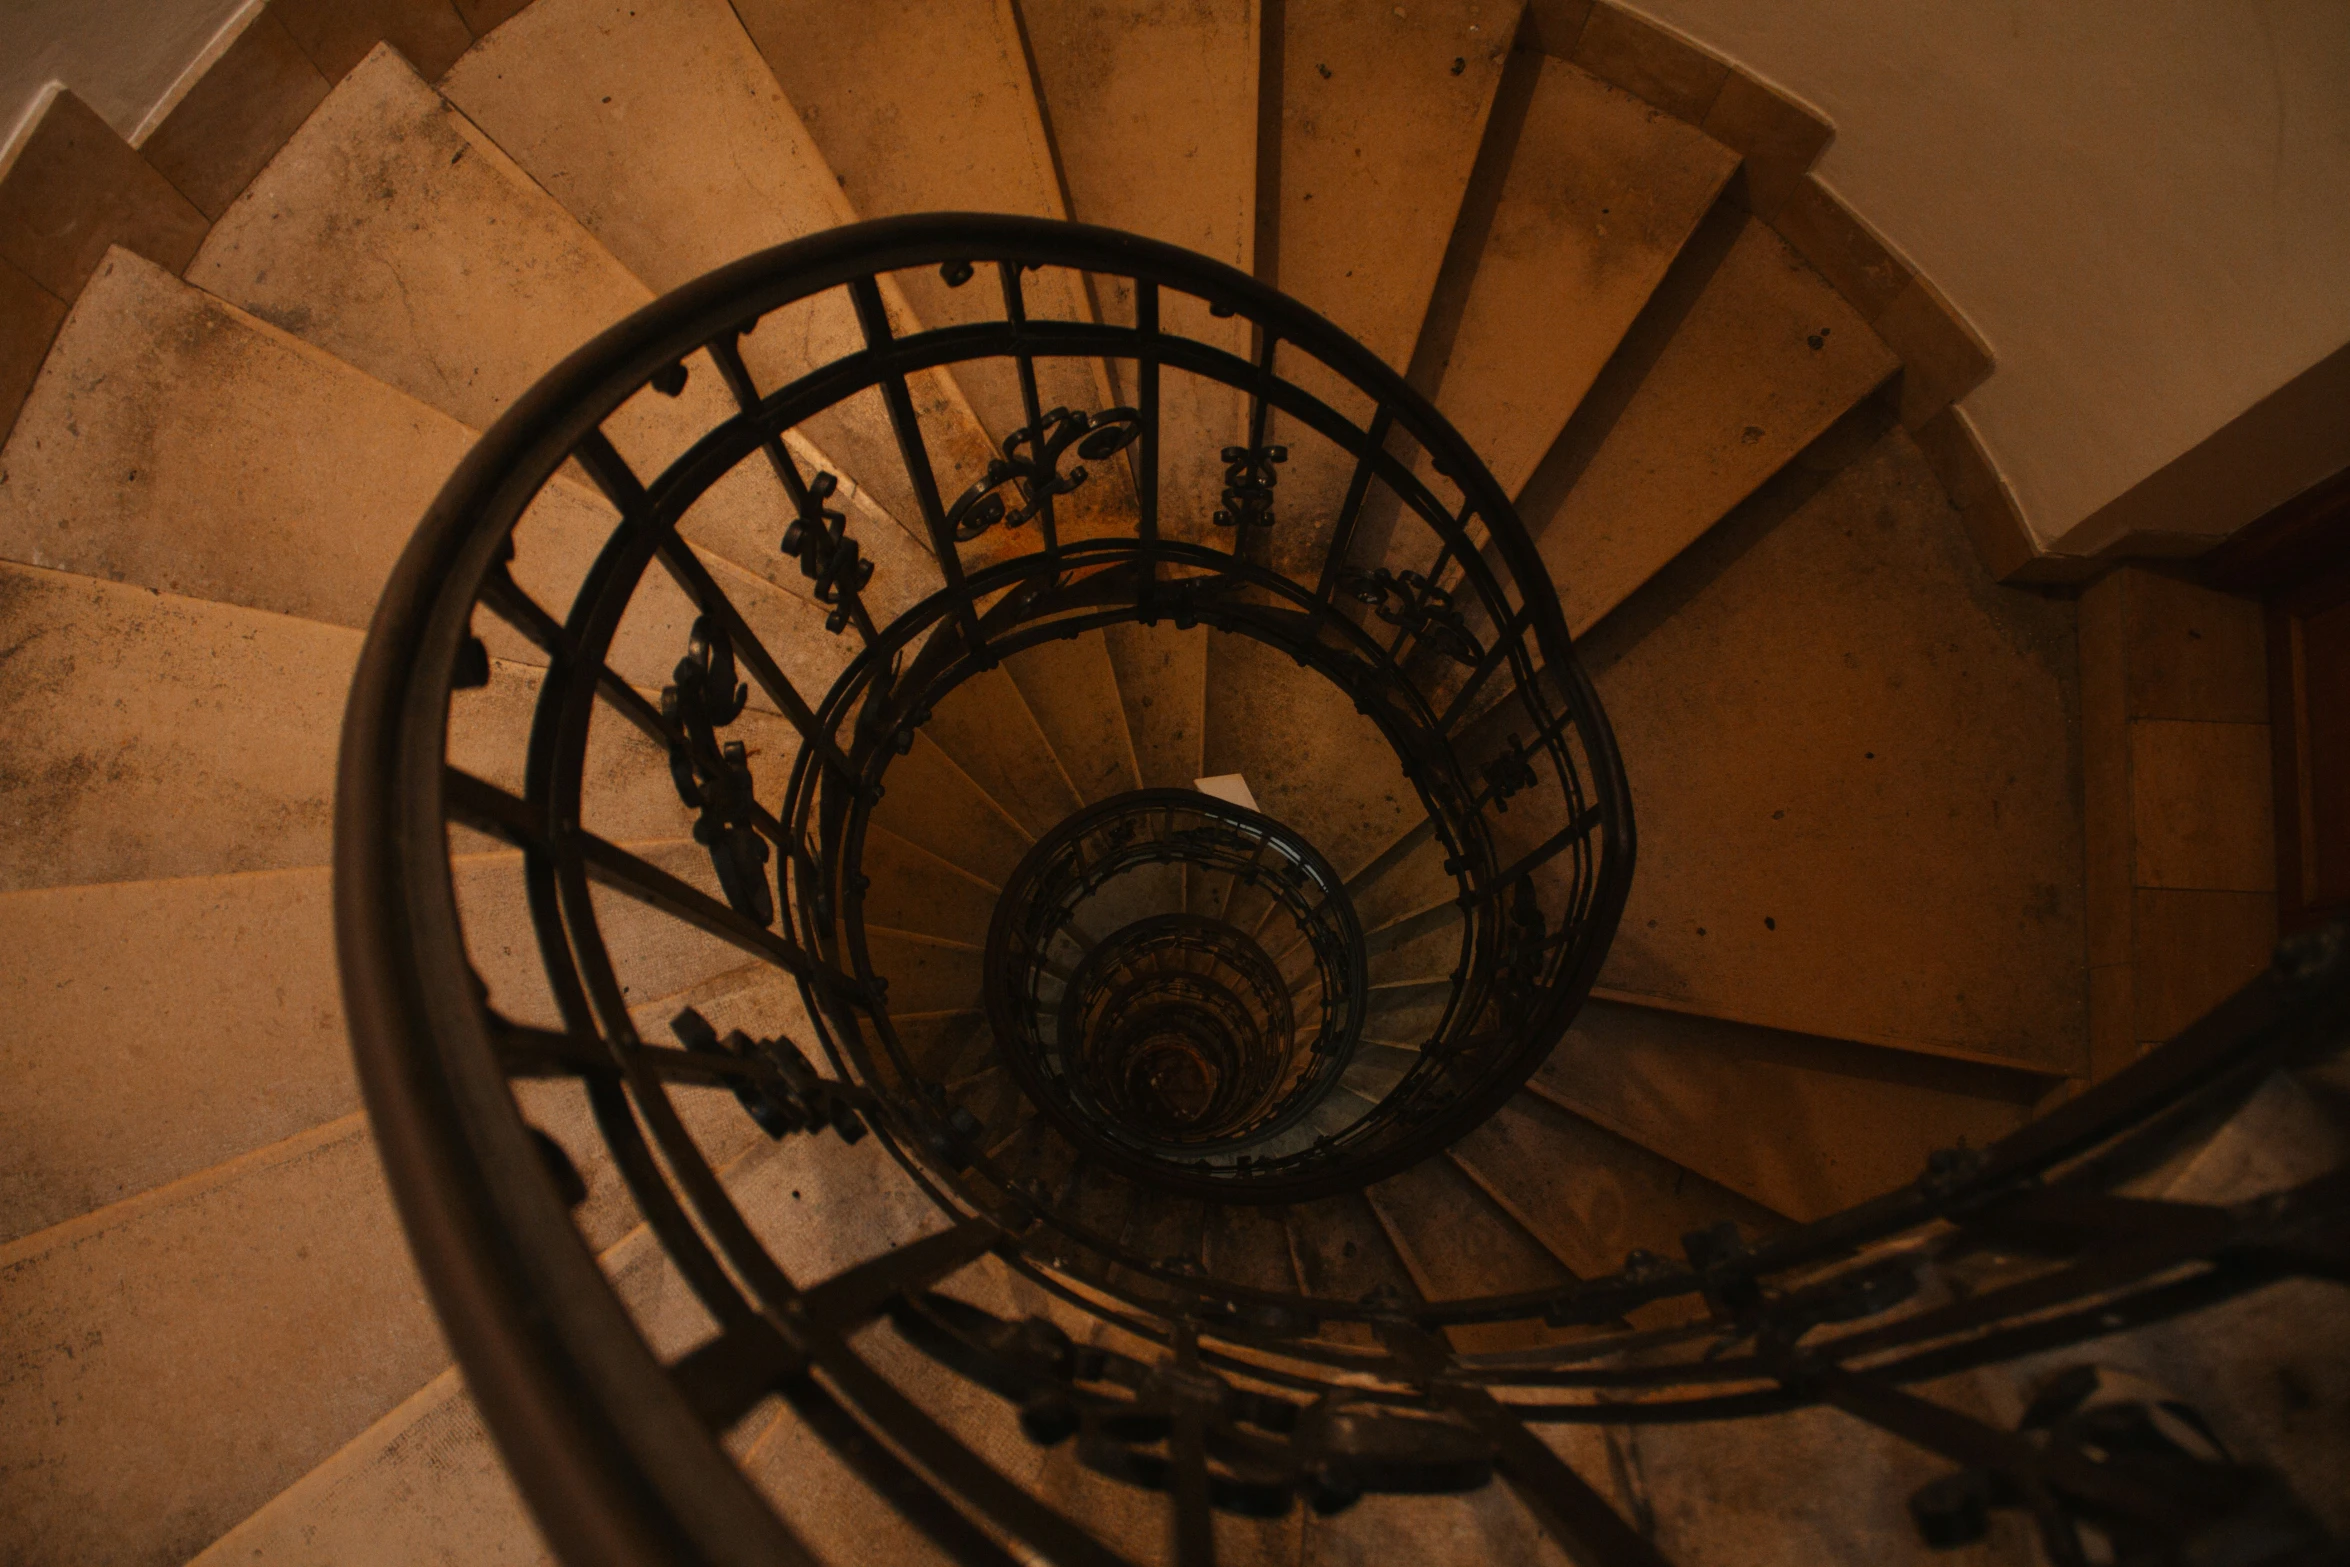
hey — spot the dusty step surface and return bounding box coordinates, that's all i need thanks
[0,248,821,701]
[1588,423,2086,1072]
[1000,627,1143,806]
[867,729,1034,887]
[1018,0,1258,544]
[0,1115,444,1567]
[1266,0,1519,580]
[1531,211,1898,631]
[439,0,993,549]
[1448,1091,1787,1280]
[186,43,936,633]
[1102,618,1207,790]
[1532,998,2049,1221]
[729,0,1129,533]
[919,660,1085,840]
[1204,629,1424,878]
[1420,54,1738,503]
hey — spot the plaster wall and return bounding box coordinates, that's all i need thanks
[1619,0,2350,552]
[1,0,251,155]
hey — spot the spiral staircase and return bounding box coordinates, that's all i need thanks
[3,3,2347,1565]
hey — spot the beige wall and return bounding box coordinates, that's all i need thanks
[1,0,252,155]
[1619,0,2350,553]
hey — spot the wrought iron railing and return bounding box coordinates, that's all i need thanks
[336,215,2347,1567]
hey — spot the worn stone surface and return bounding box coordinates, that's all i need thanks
[1430,56,1736,500]
[440,0,985,558]
[2128,719,2275,891]
[1103,619,1206,790]
[141,10,334,221]
[1569,2,1727,124]
[1268,0,1519,580]
[1535,999,2041,1220]
[924,662,1086,839]
[1002,627,1143,806]
[728,0,1117,501]
[1592,427,2086,1070]
[870,730,1035,887]
[0,869,350,1244]
[1019,0,1257,544]
[0,90,208,302]
[1449,1091,1786,1277]
[1204,630,1422,879]
[1369,1156,1573,1354]
[0,1116,445,1567]
[186,46,923,628]
[0,562,357,889]
[1537,215,1897,630]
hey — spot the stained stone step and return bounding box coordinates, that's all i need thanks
[1265,0,1521,582]
[187,1119,950,1566]
[0,558,797,892]
[1102,619,1208,792]
[1527,997,2049,1222]
[186,44,939,632]
[1365,1156,1573,1355]
[0,246,855,710]
[1448,1092,1788,1282]
[1000,627,1145,806]
[1285,1188,1417,1323]
[1588,424,2087,1072]
[919,661,1085,841]
[727,0,1127,538]
[0,1114,447,1567]
[1203,1202,1302,1296]
[1205,630,1424,879]
[856,821,1001,946]
[1424,56,1739,505]
[868,730,1034,888]
[439,0,992,557]
[1532,212,1899,631]
[1018,0,1258,545]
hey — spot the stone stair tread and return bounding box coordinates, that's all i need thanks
[1266,0,1521,582]
[1430,57,1739,503]
[1366,1159,1579,1357]
[1019,0,1258,545]
[187,43,936,631]
[856,821,1002,947]
[1202,1202,1302,1297]
[0,1114,446,1567]
[1001,628,1146,806]
[1286,1189,1417,1322]
[1534,212,1899,631]
[440,0,990,558]
[869,730,1036,888]
[859,928,987,1019]
[922,662,1087,841]
[727,0,1123,519]
[0,235,860,716]
[1590,424,2087,1072]
[1527,997,2043,1223]
[1449,1093,1787,1281]
[0,559,356,892]
[1102,620,1208,791]
[1206,631,1423,877]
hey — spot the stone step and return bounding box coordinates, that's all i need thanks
[1264,0,1521,583]
[1528,997,2051,1223]
[1001,626,1144,806]
[1531,211,1899,631]
[187,44,938,634]
[867,729,1034,888]
[1365,1156,1574,1356]
[859,929,987,1020]
[0,558,797,892]
[1284,1188,1417,1339]
[856,821,1001,947]
[440,0,990,563]
[1202,1201,1302,1296]
[729,0,1134,542]
[0,244,855,712]
[920,660,1086,841]
[1019,0,1259,546]
[1102,618,1207,791]
[1425,56,1738,505]
[0,846,782,1252]
[1205,630,1425,879]
[1447,1091,1788,1283]
[189,1113,952,1566]
[0,1114,447,1567]
[1587,423,2088,1073]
